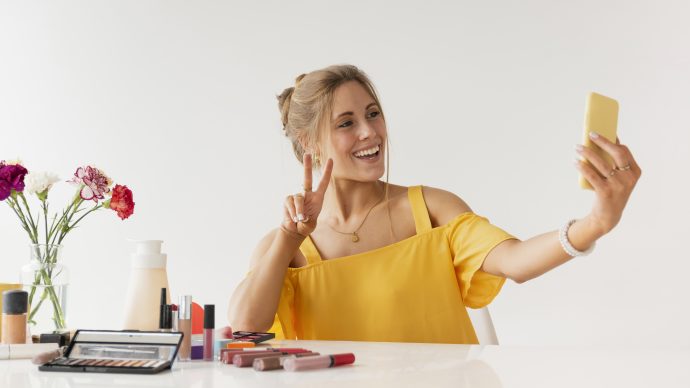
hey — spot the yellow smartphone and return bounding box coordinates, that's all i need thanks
[580,92,619,190]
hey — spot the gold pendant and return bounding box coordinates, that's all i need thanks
[351,232,360,242]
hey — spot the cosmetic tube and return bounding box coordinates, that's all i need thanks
[171,304,178,332]
[158,288,166,330]
[203,304,214,361]
[159,305,172,332]
[235,351,317,368]
[1,343,58,360]
[1,290,28,344]
[283,353,355,371]
[220,348,309,364]
[253,352,320,371]
[178,295,192,361]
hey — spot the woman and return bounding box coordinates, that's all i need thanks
[227,65,641,344]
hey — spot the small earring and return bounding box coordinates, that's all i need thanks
[313,154,321,165]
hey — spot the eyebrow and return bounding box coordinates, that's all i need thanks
[333,102,378,121]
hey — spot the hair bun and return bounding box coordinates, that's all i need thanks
[295,73,307,87]
[277,86,295,129]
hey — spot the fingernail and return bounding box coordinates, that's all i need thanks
[589,131,599,139]
[292,217,298,223]
[297,214,304,222]
[575,144,583,152]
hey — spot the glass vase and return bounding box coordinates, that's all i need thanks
[20,244,69,333]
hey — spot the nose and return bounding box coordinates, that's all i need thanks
[357,121,376,140]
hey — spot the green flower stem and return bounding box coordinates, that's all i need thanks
[27,287,47,325]
[26,246,67,329]
[27,267,66,328]
[48,196,80,246]
[57,202,102,245]
[8,187,107,330]
[40,269,65,328]
[6,198,38,243]
[19,193,39,242]
[42,199,49,247]
[27,243,48,324]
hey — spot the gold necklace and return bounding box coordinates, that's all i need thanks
[328,193,384,243]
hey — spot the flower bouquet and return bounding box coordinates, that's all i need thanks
[1,160,134,330]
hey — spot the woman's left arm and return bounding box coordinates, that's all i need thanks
[481,133,642,283]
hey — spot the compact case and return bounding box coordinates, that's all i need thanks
[39,330,183,374]
[232,331,275,343]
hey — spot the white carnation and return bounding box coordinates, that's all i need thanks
[4,158,23,166]
[25,171,60,195]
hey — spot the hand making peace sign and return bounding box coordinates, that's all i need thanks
[282,154,334,238]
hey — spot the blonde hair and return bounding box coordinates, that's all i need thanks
[277,64,386,166]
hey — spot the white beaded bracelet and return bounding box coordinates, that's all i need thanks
[558,219,595,257]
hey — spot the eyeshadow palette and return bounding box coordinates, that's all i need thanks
[39,330,183,374]
[232,331,275,344]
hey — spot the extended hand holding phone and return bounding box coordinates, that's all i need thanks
[580,92,619,190]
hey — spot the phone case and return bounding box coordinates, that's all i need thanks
[580,92,619,190]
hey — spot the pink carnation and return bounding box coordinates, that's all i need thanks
[71,166,112,202]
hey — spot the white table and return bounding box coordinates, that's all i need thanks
[2,340,689,387]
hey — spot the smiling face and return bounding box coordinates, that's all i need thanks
[319,81,387,182]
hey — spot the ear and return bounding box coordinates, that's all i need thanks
[302,143,320,157]
[303,146,323,167]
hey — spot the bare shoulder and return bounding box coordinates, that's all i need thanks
[382,183,413,214]
[421,186,473,227]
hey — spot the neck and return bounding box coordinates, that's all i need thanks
[324,178,384,226]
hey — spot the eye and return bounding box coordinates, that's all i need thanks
[337,120,353,128]
[367,111,380,119]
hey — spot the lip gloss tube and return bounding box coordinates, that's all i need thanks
[233,349,313,367]
[253,352,320,371]
[283,353,355,371]
[220,348,309,364]
[203,304,214,361]
[177,296,192,361]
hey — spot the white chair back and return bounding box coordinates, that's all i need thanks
[467,307,499,345]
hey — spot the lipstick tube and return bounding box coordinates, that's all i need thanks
[253,352,320,371]
[283,353,355,371]
[220,348,309,364]
[233,349,310,367]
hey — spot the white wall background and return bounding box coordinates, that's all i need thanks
[1,0,688,346]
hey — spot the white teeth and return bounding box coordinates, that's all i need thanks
[353,145,380,157]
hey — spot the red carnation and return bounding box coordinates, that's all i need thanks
[108,184,135,220]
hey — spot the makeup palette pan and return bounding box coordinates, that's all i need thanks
[39,330,183,374]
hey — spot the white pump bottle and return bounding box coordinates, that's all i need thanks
[122,240,170,330]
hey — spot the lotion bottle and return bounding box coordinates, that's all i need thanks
[122,240,170,330]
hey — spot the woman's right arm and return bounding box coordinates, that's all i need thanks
[227,154,333,332]
[227,228,304,332]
